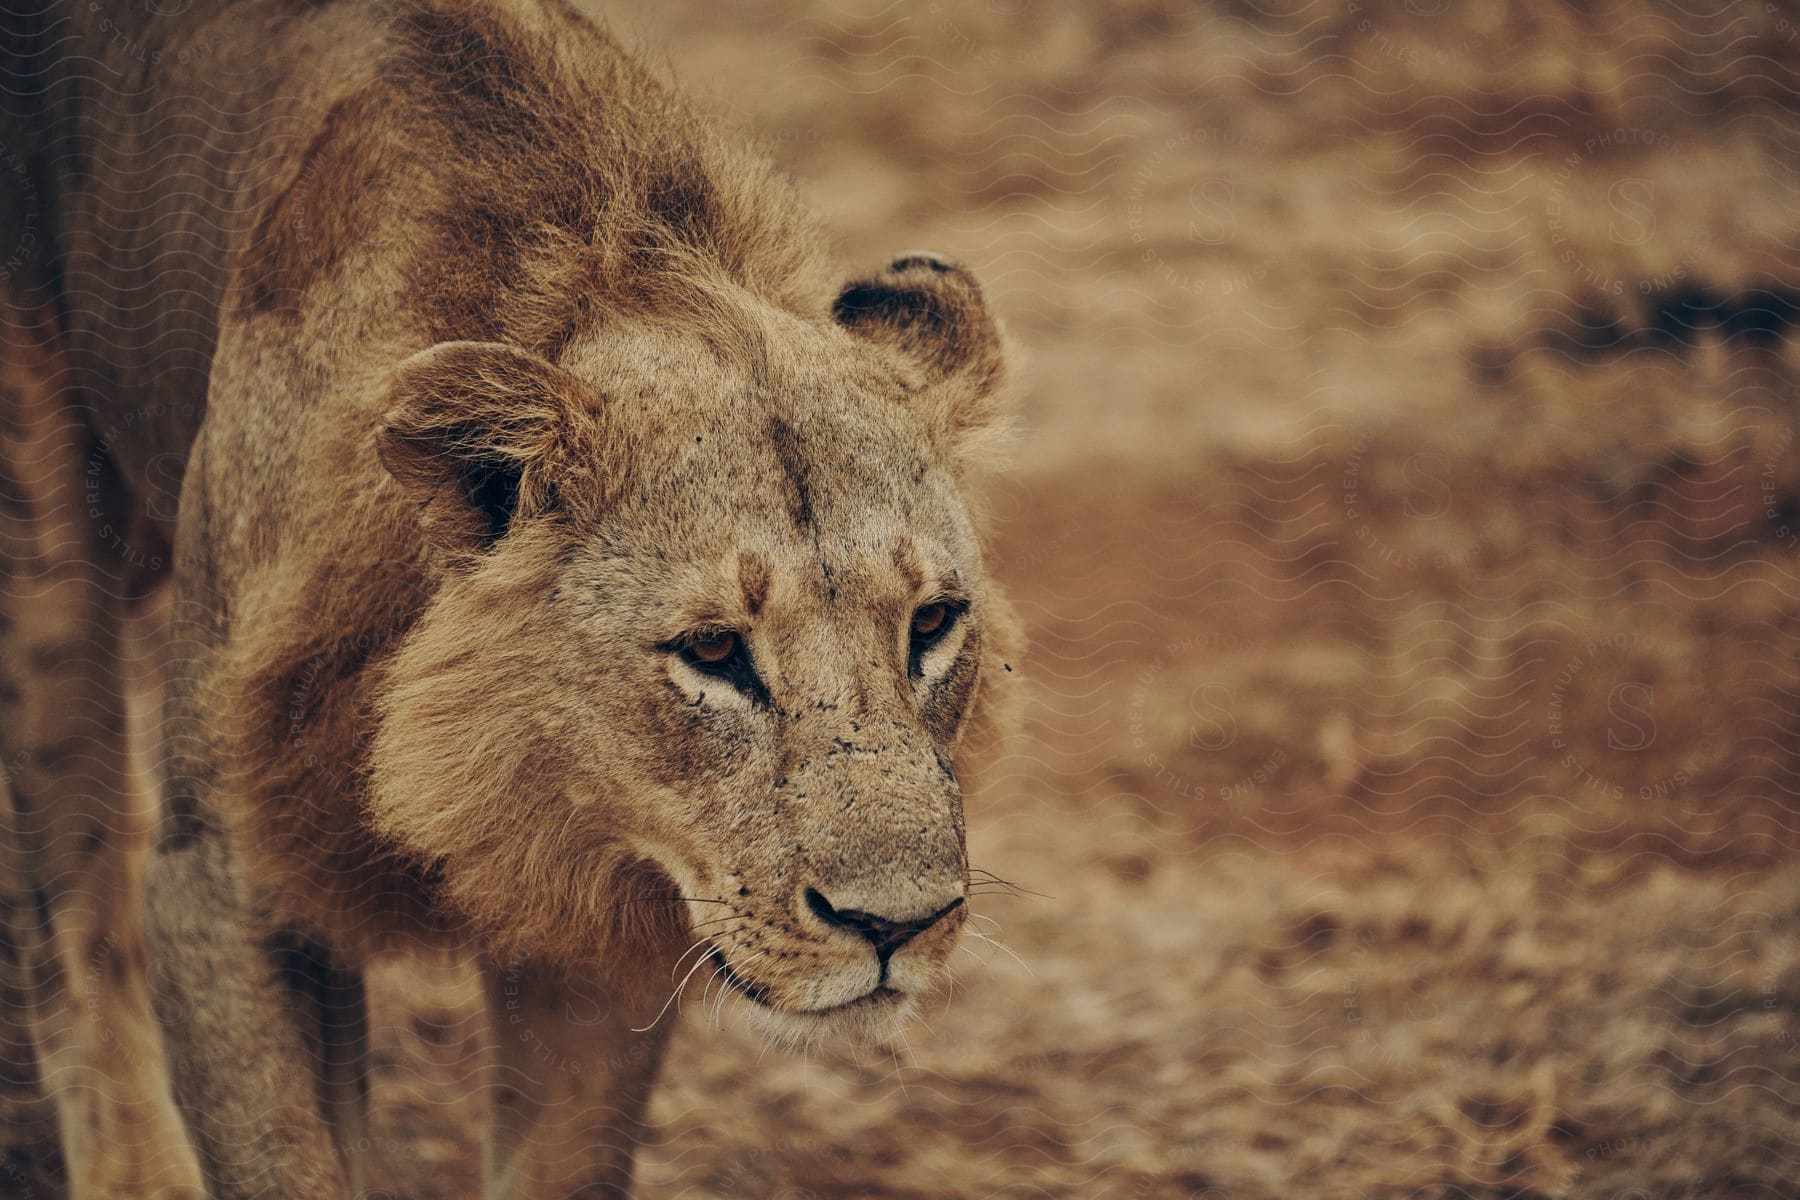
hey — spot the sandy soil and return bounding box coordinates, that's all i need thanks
[10,1,1800,1197]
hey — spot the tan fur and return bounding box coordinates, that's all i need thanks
[2,1,1016,1195]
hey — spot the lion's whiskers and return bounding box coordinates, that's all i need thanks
[704,950,767,1030]
[966,867,1046,901]
[935,962,963,1022]
[962,925,1033,977]
[633,938,721,1033]
[886,1031,916,1096]
[951,920,1035,981]
[612,895,729,907]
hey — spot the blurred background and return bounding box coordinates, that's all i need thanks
[16,1,1800,1196]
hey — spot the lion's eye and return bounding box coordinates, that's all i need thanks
[908,600,963,676]
[912,603,951,639]
[669,630,769,706]
[685,631,740,665]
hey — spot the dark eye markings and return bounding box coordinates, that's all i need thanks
[660,629,771,708]
[909,597,969,677]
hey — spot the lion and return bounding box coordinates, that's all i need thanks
[0,1,1017,1197]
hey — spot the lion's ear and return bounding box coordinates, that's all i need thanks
[376,341,605,554]
[834,254,1009,461]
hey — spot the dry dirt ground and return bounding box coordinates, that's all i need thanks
[10,1,1800,1197]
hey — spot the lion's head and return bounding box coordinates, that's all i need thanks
[368,255,1012,1044]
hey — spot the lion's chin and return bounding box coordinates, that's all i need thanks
[730,981,918,1051]
[700,945,921,1049]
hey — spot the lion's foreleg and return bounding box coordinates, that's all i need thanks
[0,301,204,1200]
[143,835,356,1200]
[480,961,672,1200]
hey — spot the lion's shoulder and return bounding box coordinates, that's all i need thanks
[238,0,831,356]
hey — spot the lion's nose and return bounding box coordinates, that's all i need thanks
[803,887,964,962]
